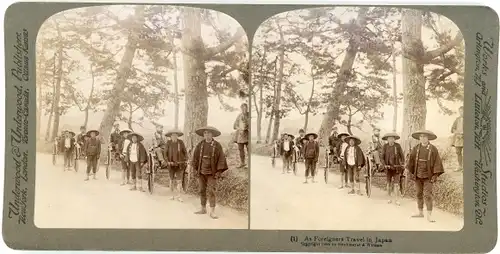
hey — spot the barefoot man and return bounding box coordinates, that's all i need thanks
[233,103,249,168]
[381,132,405,205]
[192,126,229,219]
[302,132,319,184]
[165,129,188,202]
[407,130,444,223]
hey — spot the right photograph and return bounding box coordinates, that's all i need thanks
[250,7,464,231]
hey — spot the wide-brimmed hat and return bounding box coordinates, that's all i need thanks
[66,130,76,137]
[345,135,362,146]
[128,132,144,142]
[87,130,99,136]
[373,126,381,131]
[382,132,401,141]
[304,133,318,140]
[119,129,132,136]
[337,132,349,139]
[165,129,184,137]
[195,126,221,137]
[411,130,437,141]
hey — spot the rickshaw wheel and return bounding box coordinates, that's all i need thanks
[365,156,372,198]
[181,168,189,192]
[399,175,406,195]
[147,154,155,194]
[271,158,275,168]
[52,154,56,165]
[105,151,111,179]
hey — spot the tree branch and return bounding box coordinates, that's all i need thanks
[204,27,246,59]
[423,31,464,63]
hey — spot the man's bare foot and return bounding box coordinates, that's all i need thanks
[348,189,355,194]
[120,182,126,186]
[427,211,436,222]
[411,212,424,218]
[303,181,308,184]
[130,186,137,191]
[84,177,89,181]
[210,212,219,219]
[177,196,183,202]
[194,208,207,215]
[395,200,401,206]
[170,196,175,200]
[338,186,344,189]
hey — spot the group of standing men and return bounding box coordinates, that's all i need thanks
[107,122,233,219]
[55,126,103,179]
[326,125,447,222]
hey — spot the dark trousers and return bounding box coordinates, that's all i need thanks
[169,165,185,180]
[86,155,98,174]
[386,168,401,185]
[237,142,249,164]
[455,146,463,168]
[346,164,360,183]
[63,150,72,167]
[199,174,217,208]
[129,161,143,180]
[415,177,433,211]
[121,160,130,180]
[305,158,316,177]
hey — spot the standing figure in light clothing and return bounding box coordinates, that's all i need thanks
[280,133,295,174]
[343,136,365,195]
[336,133,350,189]
[126,133,148,192]
[451,106,464,172]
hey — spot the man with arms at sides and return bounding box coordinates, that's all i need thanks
[119,129,132,185]
[336,132,350,189]
[62,130,76,171]
[191,126,229,219]
[380,132,405,205]
[302,132,320,184]
[233,103,249,168]
[126,133,148,192]
[164,129,188,202]
[343,136,366,195]
[407,130,444,223]
[450,106,464,172]
[84,130,101,180]
[280,133,295,174]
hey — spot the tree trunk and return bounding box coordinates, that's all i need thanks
[271,22,285,142]
[83,64,96,129]
[265,114,274,144]
[401,9,426,154]
[255,49,267,143]
[45,111,53,141]
[98,6,145,148]
[317,7,368,145]
[182,8,208,149]
[173,49,180,129]
[392,47,398,133]
[50,26,64,141]
[303,112,309,132]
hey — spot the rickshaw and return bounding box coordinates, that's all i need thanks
[104,143,118,180]
[364,150,406,198]
[146,146,189,195]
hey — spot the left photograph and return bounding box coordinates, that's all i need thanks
[34,5,250,229]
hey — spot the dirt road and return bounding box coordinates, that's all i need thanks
[250,155,463,231]
[34,153,247,229]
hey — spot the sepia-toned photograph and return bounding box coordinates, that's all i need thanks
[250,7,464,231]
[34,5,249,229]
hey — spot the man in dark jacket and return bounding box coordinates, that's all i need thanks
[76,126,87,157]
[328,126,340,156]
[302,133,320,184]
[62,130,76,171]
[191,126,228,219]
[165,129,188,202]
[126,133,148,192]
[84,130,101,180]
[381,132,405,205]
[280,133,295,174]
[407,130,444,223]
[343,136,366,195]
[295,129,306,161]
[109,124,121,158]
